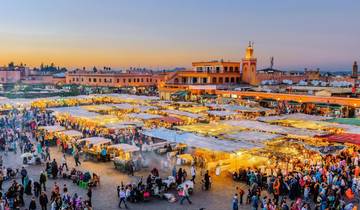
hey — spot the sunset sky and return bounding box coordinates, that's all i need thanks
[0,0,359,71]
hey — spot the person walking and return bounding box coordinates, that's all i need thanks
[20,166,28,185]
[29,196,37,210]
[251,194,259,210]
[74,151,81,167]
[180,184,192,205]
[61,154,69,171]
[39,191,48,210]
[39,171,47,191]
[236,186,244,205]
[232,194,239,210]
[87,186,92,207]
[190,165,196,183]
[118,187,128,209]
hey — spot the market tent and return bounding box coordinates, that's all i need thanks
[58,130,83,138]
[135,105,158,112]
[324,133,360,145]
[111,103,135,110]
[164,110,202,119]
[107,144,140,152]
[78,137,112,145]
[39,125,66,132]
[141,128,257,152]
[178,106,208,113]
[223,120,325,137]
[207,110,237,117]
[258,113,333,122]
[224,131,281,144]
[269,119,337,131]
[104,121,144,129]
[176,122,244,136]
[171,91,188,97]
[92,115,120,125]
[327,118,360,126]
[49,107,101,119]
[158,116,183,124]
[81,104,115,112]
[127,113,162,120]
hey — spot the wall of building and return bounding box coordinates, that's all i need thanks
[0,70,22,83]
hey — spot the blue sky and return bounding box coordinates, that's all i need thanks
[0,0,359,71]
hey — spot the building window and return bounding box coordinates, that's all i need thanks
[150,79,152,82]
[174,78,179,83]
[81,78,84,82]
[212,77,217,83]
[76,78,79,82]
[128,79,131,83]
[236,77,240,83]
[216,67,220,73]
[146,78,149,82]
[141,78,143,82]
[196,67,203,72]
[224,67,228,72]
[123,79,126,83]
[89,78,91,82]
[229,67,233,72]
[235,67,239,72]
[192,78,198,84]
[72,78,75,81]
[219,77,223,83]
[93,78,97,82]
[133,78,136,82]
[137,78,140,82]
[99,78,102,82]
[230,77,235,83]
[203,78,207,83]
[225,77,229,83]
[110,79,112,82]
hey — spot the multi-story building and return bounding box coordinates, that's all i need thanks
[65,69,163,87]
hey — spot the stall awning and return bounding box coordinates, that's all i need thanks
[39,125,66,132]
[201,94,217,99]
[171,91,188,97]
[107,144,140,152]
[141,128,258,152]
[58,130,83,138]
[78,137,112,145]
[327,118,360,126]
[159,116,183,124]
[324,133,360,145]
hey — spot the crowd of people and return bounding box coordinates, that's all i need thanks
[231,148,360,210]
[1,103,359,210]
[0,108,94,210]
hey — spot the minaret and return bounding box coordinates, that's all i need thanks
[241,42,257,85]
[352,61,358,78]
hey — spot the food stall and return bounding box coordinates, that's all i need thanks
[109,144,142,172]
[37,125,66,145]
[79,137,112,161]
[56,130,83,154]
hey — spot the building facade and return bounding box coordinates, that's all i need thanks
[65,70,162,87]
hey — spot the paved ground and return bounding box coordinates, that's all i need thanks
[1,148,250,210]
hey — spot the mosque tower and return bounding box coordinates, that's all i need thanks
[241,42,258,85]
[352,61,358,78]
